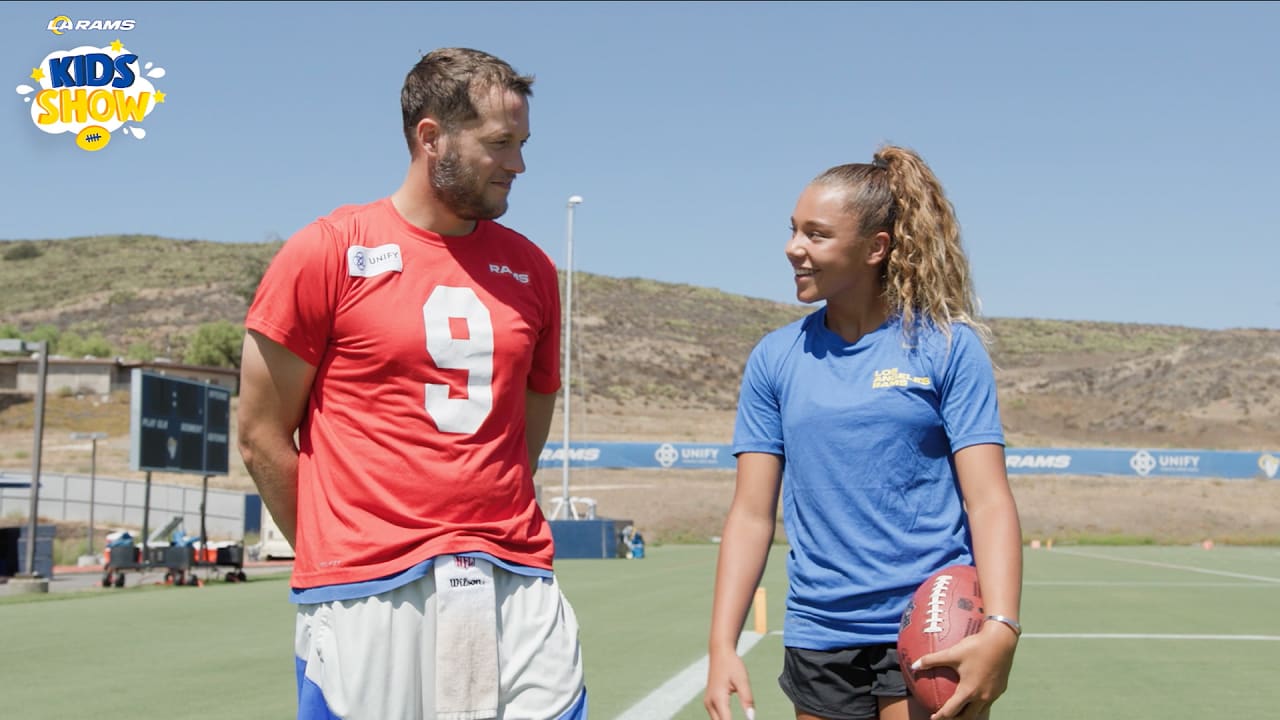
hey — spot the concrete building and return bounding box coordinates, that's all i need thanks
[0,357,238,396]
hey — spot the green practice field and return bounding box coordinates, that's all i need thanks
[2,545,1278,719]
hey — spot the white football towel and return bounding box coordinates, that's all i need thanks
[434,554,500,720]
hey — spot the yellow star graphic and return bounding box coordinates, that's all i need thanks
[30,67,45,82]
[110,39,124,53]
[154,91,166,104]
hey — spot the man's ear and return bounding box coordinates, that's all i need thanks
[866,231,892,265]
[415,117,443,157]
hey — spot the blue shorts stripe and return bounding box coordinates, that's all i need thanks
[296,655,341,720]
[556,686,589,720]
[295,655,584,720]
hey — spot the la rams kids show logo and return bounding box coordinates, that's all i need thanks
[16,25,165,153]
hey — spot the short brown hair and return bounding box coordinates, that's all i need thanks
[401,48,535,155]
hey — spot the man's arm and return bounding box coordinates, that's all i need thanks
[524,389,557,475]
[237,329,316,548]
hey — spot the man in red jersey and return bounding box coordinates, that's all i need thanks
[238,47,585,720]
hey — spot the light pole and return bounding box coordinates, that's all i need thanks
[560,195,583,520]
[71,431,108,558]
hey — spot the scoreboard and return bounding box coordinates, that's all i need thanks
[128,369,231,475]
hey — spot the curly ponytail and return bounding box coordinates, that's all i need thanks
[813,145,989,344]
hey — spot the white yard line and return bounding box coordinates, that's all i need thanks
[1026,580,1279,587]
[1024,633,1280,641]
[616,610,1278,720]
[1050,548,1280,584]
[615,631,764,720]
[539,484,657,490]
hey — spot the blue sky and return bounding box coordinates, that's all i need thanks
[3,2,1277,330]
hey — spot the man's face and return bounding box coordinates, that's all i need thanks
[430,87,530,221]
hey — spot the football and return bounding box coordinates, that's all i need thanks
[897,564,985,713]
[75,125,111,152]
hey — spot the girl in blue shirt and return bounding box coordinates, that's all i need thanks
[705,146,1023,720]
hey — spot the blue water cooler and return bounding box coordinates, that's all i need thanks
[630,532,645,559]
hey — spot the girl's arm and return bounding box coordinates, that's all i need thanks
[704,452,783,720]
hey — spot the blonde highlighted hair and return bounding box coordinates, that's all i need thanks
[812,145,989,344]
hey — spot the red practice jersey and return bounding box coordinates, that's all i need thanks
[245,198,562,588]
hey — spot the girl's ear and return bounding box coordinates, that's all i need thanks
[866,231,892,266]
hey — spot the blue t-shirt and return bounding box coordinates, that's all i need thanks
[733,309,1005,650]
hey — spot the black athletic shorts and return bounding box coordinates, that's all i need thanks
[778,644,909,720]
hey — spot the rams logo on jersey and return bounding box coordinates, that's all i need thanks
[489,264,529,283]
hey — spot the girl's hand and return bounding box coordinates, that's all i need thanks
[910,620,1019,719]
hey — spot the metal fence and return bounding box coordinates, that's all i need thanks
[0,469,251,540]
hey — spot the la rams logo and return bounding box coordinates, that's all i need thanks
[1259,453,1279,479]
[47,16,137,34]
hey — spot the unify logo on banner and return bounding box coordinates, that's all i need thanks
[653,443,723,468]
[1129,449,1202,477]
[16,32,166,152]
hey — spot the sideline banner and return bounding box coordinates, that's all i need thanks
[1004,447,1278,480]
[539,443,1280,480]
[540,442,733,470]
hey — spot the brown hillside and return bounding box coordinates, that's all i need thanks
[3,236,1279,545]
[991,323,1278,450]
[2,235,1277,450]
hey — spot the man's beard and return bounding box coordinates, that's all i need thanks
[430,147,507,221]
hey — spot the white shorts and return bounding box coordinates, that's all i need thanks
[294,557,586,720]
